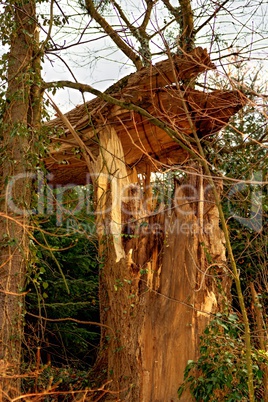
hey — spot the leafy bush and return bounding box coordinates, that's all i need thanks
[178,313,266,401]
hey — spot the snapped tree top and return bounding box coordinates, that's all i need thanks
[45,47,247,185]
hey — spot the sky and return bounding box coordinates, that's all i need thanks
[1,0,268,113]
[41,0,268,113]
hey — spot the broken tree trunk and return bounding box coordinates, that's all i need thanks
[45,47,244,400]
[92,127,229,401]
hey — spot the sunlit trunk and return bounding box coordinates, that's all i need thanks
[93,127,229,401]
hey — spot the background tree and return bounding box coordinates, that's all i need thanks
[0,0,42,397]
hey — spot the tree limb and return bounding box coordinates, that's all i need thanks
[111,0,152,64]
[84,0,143,70]
[161,0,181,21]
[178,0,195,51]
[195,0,230,35]
[140,0,155,33]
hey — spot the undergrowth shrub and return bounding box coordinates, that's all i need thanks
[178,312,266,401]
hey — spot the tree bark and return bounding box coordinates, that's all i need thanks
[178,0,195,51]
[0,1,40,398]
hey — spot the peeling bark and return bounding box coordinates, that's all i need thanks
[92,126,130,262]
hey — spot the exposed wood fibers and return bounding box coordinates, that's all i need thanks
[45,47,246,185]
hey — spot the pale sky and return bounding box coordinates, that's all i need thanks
[41,0,268,113]
[1,1,267,114]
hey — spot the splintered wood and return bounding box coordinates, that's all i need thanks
[45,47,246,185]
[92,126,130,262]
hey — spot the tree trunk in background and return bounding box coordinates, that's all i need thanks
[0,1,40,398]
[94,128,230,401]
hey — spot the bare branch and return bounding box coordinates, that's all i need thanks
[110,0,152,64]
[46,92,96,170]
[140,0,155,32]
[84,0,143,70]
[195,0,230,35]
[161,0,181,21]
[110,0,137,34]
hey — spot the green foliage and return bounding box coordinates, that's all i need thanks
[188,65,268,402]
[22,365,92,398]
[25,213,100,370]
[178,313,266,401]
[0,3,16,46]
[210,66,268,315]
